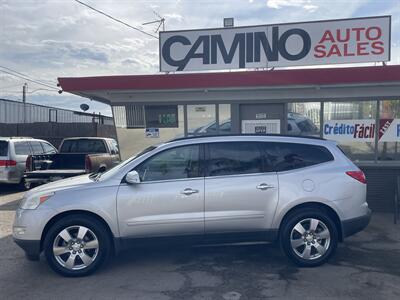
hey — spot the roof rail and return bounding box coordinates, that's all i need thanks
[10,136,33,139]
[170,133,326,142]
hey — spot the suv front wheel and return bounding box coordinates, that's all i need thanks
[280,208,338,267]
[43,214,112,277]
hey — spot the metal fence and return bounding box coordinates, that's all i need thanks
[0,98,114,125]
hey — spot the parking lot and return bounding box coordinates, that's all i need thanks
[0,185,399,300]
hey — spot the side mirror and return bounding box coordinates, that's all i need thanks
[125,170,141,184]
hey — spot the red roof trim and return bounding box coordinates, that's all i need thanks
[58,65,400,92]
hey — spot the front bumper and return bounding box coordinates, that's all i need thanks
[14,238,41,260]
[341,209,372,238]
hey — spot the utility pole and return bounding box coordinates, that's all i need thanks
[22,83,27,123]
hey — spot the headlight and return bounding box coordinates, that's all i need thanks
[19,192,54,210]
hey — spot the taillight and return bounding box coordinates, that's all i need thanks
[85,155,92,173]
[0,160,17,167]
[346,171,367,184]
[25,155,32,171]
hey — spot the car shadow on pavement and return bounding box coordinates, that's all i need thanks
[2,214,400,299]
[0,184,22,196]
[0,199,20,211]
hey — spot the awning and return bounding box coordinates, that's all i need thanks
[57,65,400,105]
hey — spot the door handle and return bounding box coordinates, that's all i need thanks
[181,188,199,195]
[256,183,275,190]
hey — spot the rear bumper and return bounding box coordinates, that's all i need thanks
[341,209,372,238]
[14,238,41,260]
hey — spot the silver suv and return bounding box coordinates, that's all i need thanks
[13,135,371,277]
[0,137,57,189]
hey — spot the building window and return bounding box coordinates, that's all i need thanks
[378,100,400,161]
[323,101,377,162]
[114,105,184,160]
[187,104,216,136]
[219,104,231,134]
[287,102,320,136]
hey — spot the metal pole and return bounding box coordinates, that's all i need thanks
[22,83,27,123]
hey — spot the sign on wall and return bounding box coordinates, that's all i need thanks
[242,120,281,134]
[160,16,390,72]
[145,128,160,138]
[145,105,178,128]
[323,119,400,142]
[379,119,400,142]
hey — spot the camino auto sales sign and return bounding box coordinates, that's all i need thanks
[159,16,390,72]
[323,119,400,142]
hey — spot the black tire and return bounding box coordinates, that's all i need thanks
[43,214,112,277]
[280,208,338,267]
[18,178,32,191]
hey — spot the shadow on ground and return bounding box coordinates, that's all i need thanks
[0,184,21,196]
[1,213,400,300]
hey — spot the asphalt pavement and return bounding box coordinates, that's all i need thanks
[0,184,400,300]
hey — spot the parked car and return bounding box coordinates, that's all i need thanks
[24,137,120,187]
[189,113,319,136]
[0,137,57,189]
[13,135,371,277]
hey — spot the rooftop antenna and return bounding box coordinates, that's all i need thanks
[142,10,165,33]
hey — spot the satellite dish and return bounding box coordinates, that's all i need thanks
[80,104,89,112]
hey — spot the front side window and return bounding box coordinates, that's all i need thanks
[135,145,200,182]
[263,142,334,172]
[14,141,32,155]
[207,142,263,177]
[29,141,44,155]
[109,140,119,155]
[41,142,57,154]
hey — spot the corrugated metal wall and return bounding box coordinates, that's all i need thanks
[0,98,114,125]
[360,166,398,213]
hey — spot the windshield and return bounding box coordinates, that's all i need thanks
[96,145,158,181]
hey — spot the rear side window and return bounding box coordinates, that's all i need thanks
[14,141,32,155]
[60,139,107,153]
[29,141,44,155]
[207,142,263,176]
[263,142,334,172]
[0,141,8,156]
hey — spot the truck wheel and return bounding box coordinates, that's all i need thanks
[18,178,31,191]
[44,214,112,277]
[280,208,338,267]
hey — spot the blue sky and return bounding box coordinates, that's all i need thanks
[1,0,399,116]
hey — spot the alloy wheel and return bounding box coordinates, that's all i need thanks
[290,218,331,260]
[52,225,99,270]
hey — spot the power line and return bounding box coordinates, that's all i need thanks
[0,65,57,85]
[73,0,159,39]
[0,65,56,88]
[0,69,59,91]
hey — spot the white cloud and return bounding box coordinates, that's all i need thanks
[267,0,318,12]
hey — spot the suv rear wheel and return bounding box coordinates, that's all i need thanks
[280,208,338,267]
[43,214,112,277]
